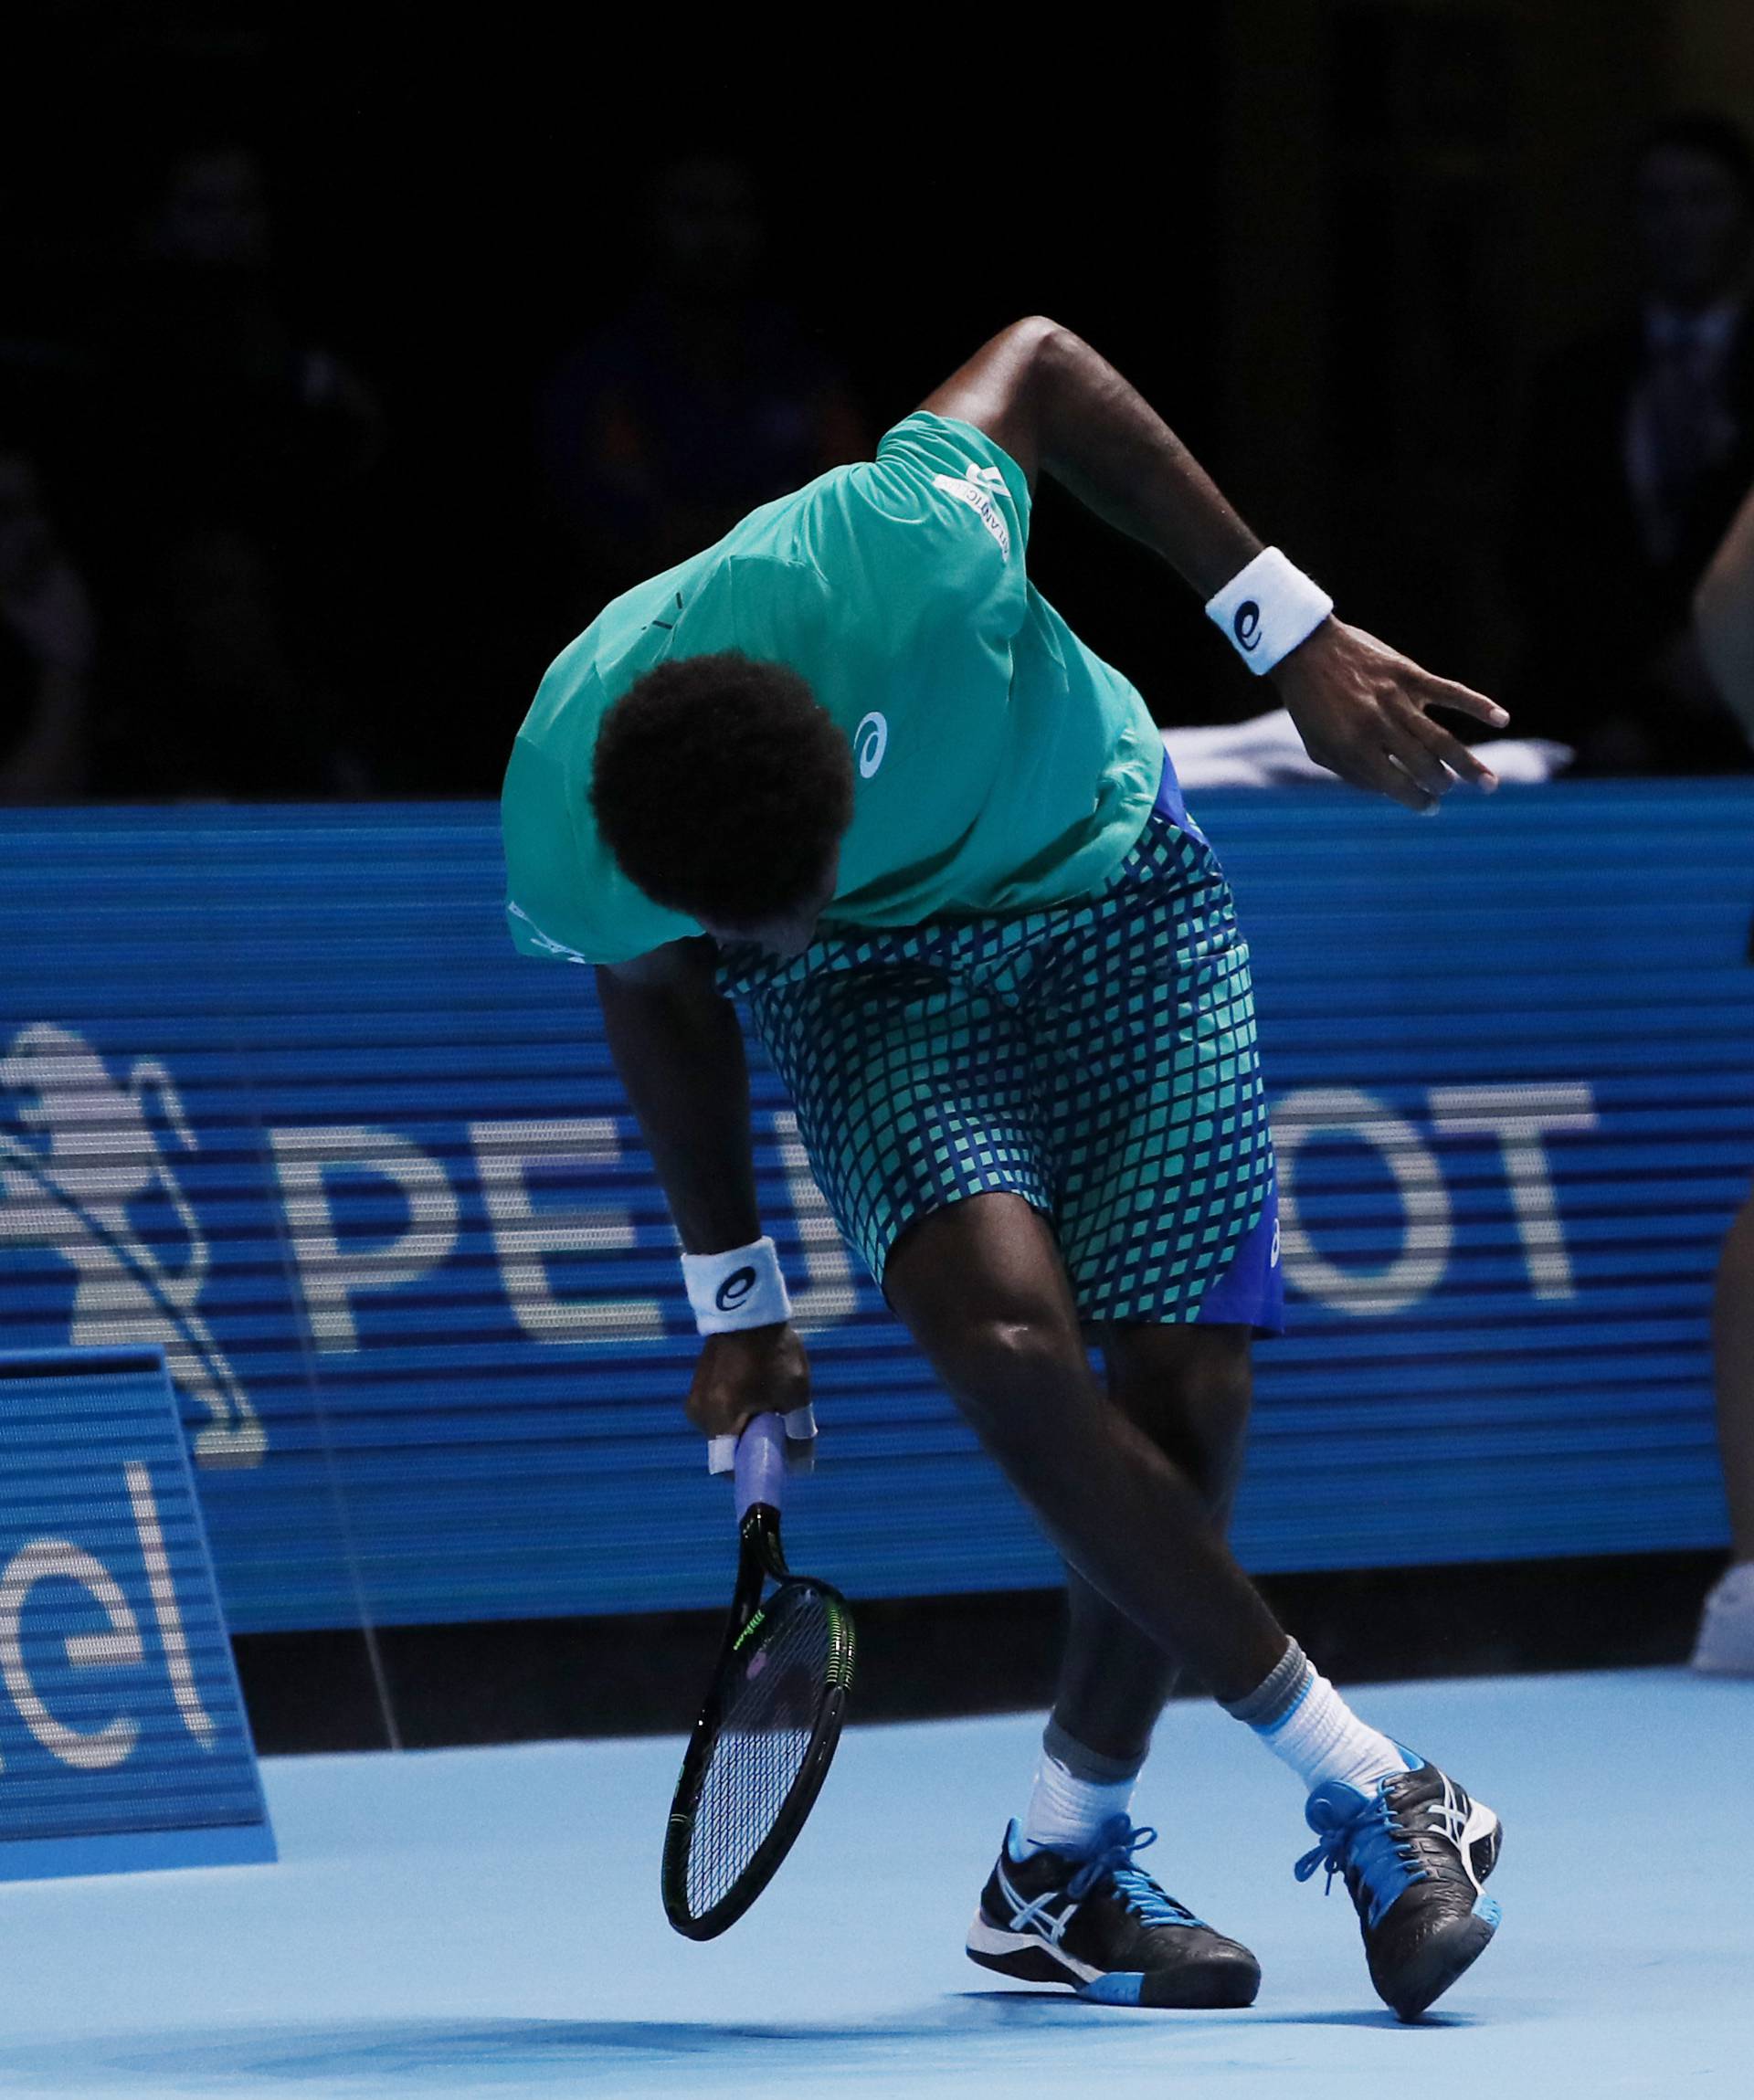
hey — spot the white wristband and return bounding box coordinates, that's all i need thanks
[1205,547,1334,675]
[682,1236,792,1335]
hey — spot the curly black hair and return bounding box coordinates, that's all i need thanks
[589,651,855,923]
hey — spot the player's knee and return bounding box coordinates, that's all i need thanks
[935,1314,1085,1439]
[1182,1349,1253,1440]
[1110,1330,1253,1495]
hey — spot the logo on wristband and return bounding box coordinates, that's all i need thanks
[714,1267,757,1313]
[1233,600,1262,652]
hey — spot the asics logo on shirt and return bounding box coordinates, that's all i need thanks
[854,712,889,778]
[931,466,1012,558]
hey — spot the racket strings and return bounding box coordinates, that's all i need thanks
[684,1582,833,1917]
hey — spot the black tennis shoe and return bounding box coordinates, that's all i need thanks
[967,1815,1262,2008]
[1295,1752,1503,2021]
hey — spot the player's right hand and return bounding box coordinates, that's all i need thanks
[686,1323,813,1449]
[1271,617,1509,812]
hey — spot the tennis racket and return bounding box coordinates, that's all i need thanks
[661,1410,855,1939]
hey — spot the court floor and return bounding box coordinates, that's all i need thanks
[0,1667,1745,2097]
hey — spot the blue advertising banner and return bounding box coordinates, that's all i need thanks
[0,784,1749,1632]
[0,1348,273,1877]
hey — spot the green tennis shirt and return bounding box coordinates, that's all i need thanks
[502,410,1166,966]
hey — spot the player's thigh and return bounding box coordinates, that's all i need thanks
[1098,1320,1253,1511]
[884,1190,1094,1436]
[744,963,1050,1305]
[1029,828,1274,1332]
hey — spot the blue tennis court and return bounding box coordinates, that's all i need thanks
[0,1667,1742,2098]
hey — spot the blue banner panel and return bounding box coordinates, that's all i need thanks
[0,785,1749,1631]
[0,1348,272,1877]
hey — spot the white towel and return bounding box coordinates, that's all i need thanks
[1161,710,1573,788]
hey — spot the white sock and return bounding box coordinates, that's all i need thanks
[1224,1641,1409,1796]
[1018,1749,1137,1857]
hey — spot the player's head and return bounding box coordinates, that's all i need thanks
[591,651,854,957]
[1632,111,1754,307]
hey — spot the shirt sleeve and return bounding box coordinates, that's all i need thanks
[501,722,699,968]
[789,410,1032,644]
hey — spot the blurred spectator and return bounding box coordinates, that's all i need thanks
[122,143,382,520]
[1510,112,1754,773]
[0,447,93,802]
[116,524,362,799]
[537,156,867,615]
[99,144,379,797]
[1687,482,1754,1675]
[1696,478,1754,744]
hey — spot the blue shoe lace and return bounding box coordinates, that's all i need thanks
[1065,1817,1204,1928]
[1294,1784,1428,1930]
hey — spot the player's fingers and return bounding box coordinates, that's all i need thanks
[1390,694,1498,788]
[1415,671,1509,729]
[782,1400,818,1473]
[1378,713,1456,798]
[684,1377,756,1442]
[1364,744,1438,813]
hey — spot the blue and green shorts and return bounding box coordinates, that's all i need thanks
[716,759,1283,1331]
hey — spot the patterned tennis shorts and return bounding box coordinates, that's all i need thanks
[716,759,1284,1331]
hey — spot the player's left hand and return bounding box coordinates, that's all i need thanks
[1270,618,1509,812]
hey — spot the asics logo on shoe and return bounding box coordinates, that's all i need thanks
[968,1819,1263,2010]
[994,1860,1080,1944]
[1427,1779,1470,1848]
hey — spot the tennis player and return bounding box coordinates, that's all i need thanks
[502,318,1508,2019]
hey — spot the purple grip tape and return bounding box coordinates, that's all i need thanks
[734,1411,787,1520]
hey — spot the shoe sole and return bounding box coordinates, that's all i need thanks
[966,1915,1261,2010]
[1385,1798,1503,2023]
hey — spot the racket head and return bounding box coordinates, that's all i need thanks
[662,1566,855,1939]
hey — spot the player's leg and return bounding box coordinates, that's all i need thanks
[998,1325,1259,2005]
[884,1190,1285,1703]
[887,1195,1414,1799]
[1045,1323,1253,1773]
[889,1191,1500,2019]
[1012,786,1499,2018]
[886,1192,1267,2006]
[1695,1189,1754,1673]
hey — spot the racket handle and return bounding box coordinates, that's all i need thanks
[706,1403,816,1480]
[732,1411,787,1517]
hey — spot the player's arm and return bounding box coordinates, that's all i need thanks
[596,938,809,1440]
[921,318,1510,813]
[1695,483,1754,743]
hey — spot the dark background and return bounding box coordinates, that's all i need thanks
[7,1,1752,801]
[5,8,1230,793]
